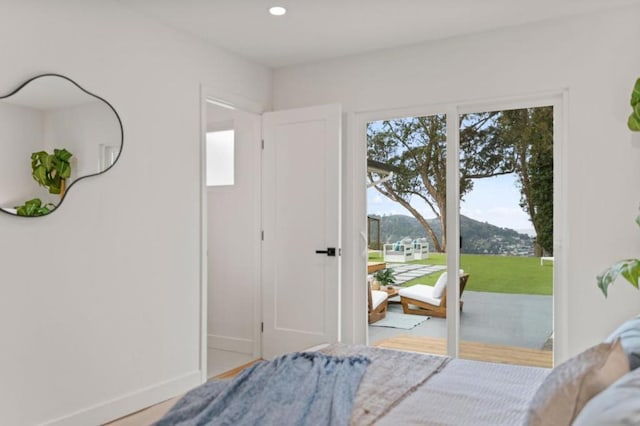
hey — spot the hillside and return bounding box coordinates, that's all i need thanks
[371,214,534,256]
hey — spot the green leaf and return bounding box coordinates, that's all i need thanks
[13,198,54,217]
[628,78,640,131]
[631,78,640,107]
[48,180,61,194]
[32,166,48,187]
[597,259,640,297]
[54,148,72,161]
[58,163,71,178]
[629,113,640,132]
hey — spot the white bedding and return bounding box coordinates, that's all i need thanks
[378,358,549,425]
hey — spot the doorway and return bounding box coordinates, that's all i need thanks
[202,96,262,378]
[200,95,344,377]
[361,97,563,368]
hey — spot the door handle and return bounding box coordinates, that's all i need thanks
[315,247,336,257]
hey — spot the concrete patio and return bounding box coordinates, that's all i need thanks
[369,290,553,351]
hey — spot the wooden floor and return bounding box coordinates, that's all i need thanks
[373,334,553,368]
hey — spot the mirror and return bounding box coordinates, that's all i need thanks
[0,74,123,217]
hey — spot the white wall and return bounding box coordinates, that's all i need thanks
[273,5,640,358]
[0,1,270,425]
[0,103,45,207]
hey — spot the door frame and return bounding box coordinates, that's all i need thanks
[350,89,569,364]
[199,85,263,382]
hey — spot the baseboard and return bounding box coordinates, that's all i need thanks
[208,334,253,354]
[39,371,202,426]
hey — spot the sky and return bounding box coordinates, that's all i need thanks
[367,173,536,236]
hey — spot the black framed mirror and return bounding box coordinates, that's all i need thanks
[0,74,123,217]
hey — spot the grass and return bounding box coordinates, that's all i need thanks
[369,252,552,295]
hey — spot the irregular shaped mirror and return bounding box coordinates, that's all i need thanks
[0,74,123,217]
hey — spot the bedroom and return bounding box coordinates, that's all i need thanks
[1,0,640,425]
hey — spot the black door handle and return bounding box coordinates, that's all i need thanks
[315,247,336,257]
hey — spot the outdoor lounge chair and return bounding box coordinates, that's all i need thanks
[383,238,414,262]
[413,238,430,260]
[399,271,469,318]
[368,280,389,324]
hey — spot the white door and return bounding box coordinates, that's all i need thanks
[261,104,342,359]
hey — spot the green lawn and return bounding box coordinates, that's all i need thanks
[369,252,552,295]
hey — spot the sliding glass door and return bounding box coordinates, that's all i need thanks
[363,98,559,368]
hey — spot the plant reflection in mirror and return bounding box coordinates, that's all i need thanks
[14,198,56,217]
[31,148,73,196]
[12,148,73,217]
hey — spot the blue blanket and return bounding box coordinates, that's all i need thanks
[155,351,370,426]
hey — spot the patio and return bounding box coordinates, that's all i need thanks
[369,290,553,352]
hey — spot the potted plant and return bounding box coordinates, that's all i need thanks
[597,215,640,297]
[628,78,640,131]
[31,148,73,197]
[12,148,73,217]
[13,198,56,217]
[374,268,396,290]
[598,79,640,294]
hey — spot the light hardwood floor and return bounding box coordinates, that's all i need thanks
[373,334,553,368]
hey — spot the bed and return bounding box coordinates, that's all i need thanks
[323,345,547,425]
[156,344,549,426]
[156,314,640,425]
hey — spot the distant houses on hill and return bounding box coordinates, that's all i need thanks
[372,214,535,257]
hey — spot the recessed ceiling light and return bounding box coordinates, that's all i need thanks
[269,6,287,16]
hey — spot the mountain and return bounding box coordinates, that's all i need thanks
[370,214,534,256]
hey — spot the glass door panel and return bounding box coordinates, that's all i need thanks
[457,107,554,368]
[366,114,449,357]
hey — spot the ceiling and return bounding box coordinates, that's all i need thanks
[117,0,640,68]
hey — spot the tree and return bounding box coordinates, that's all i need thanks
[367,113,516,252]
[498,107,553,255]
[368,108,553,255]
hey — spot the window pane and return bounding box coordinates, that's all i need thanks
[206,130,234,186]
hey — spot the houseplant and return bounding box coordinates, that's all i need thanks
[13,148,73,217]
[374,268,396,290]
[597,215,640,297]
[629,78,640,131]
[14,198,56,217]
[31,148,73,196]
[597,80,640,295]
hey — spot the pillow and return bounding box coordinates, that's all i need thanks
[432,272,448,299]
[573,367,640,425]
[526,339,629,426]
[432,270,465,300]
[606,315,640,370]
